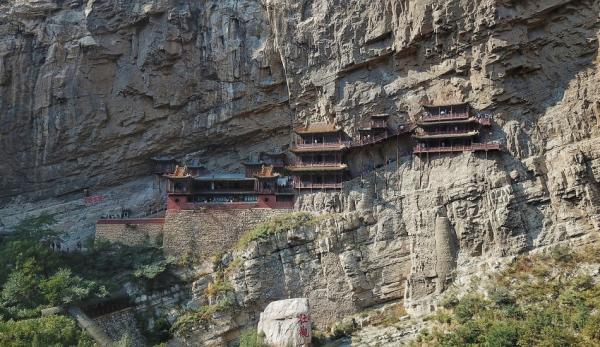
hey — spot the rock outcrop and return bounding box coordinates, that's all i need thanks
[257,298,311,347]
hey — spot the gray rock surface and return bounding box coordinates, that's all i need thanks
[1,0,600,344]
[257,298,311,347]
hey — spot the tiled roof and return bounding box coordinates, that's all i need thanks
[255,166,279,178]
[294,122,341,134]
[165,165,191,179]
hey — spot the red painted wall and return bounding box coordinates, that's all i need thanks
[167,194,294,210]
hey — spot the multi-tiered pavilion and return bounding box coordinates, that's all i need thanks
[287,123,348,190]
[413,103,500,155]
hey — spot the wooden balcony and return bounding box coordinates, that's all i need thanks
[414,129,479,140]
[286,163,348,172]
[414,142,502,154]
[290,142,349,153]
[293,182,343,189]
[418,113,471,124]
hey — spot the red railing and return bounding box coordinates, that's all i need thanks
[293,182,343,189]
[421,112,470,122]
[414,142,501,154]
[288,162,346,170]
[415,129,478,137]
[292,142,350,151]
[288,160,344,167]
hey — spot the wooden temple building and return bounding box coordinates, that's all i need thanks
[165,158,295,210]
[413,103,501,154]
[287,123,349,190]
[154,103,501,210]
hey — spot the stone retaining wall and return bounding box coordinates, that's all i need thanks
[93,308,145,347]
[162,209,288,262]
[95,219,164,246]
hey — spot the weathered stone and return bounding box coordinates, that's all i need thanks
[257,298,311,347]
[1,0,600,345]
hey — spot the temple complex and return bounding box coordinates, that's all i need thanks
[148,104,501,211]
[413,103,501,154]
[98,105,504,248]
[287,123,349,190]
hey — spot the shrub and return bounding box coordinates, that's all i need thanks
[550,245,574,264]
[239,328,266,347]
[440,291,459,309]
[204,274,233,299]
[424,243,600,346]
[0,214,180,342]
[311,329,329,346]
[0,316,94,347]
[453,294,486,323]
[171,297,236,334]
[133,257,174,280]
[488,286,515,307]
[331,318,357,338]
[483,321,520,347]
[440,320,484,346]
[39,268,106,306]
[137,313,172,346]
[236,212,316,249]
[582,313,600,342]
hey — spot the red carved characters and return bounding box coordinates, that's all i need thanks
[297,313,310,337]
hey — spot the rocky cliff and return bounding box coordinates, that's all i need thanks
[1,0,600,344]
[1,0,598,229]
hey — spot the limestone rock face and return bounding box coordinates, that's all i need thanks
[2,0,599,237]
[0,0,290,204]
[257,298,311,347]
[1,0,600,343]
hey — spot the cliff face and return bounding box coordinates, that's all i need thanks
[0,0,291,203]
[1,0,600,343]
[1,0,598,222]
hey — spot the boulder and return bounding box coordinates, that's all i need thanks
[257,298,311,347]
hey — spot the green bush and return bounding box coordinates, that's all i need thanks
[453,294,486,323]
[0,214,180,344]
[331,319,357,338]
[134,257,175,281]
[582,313,600,342]
[483,321,520,347]
[239,328,265,347]
[171,296,236,334]
[39,268,106,306]
[0,315,94,347]
[236,212,316,249]
[427,244,600,346]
